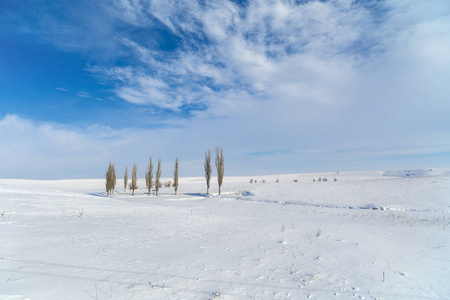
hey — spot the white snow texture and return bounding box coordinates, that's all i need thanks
[1,169,449,299]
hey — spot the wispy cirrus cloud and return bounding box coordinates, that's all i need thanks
[59,0,371,121]
[88,0,450,165]
[55,87,69,92]
[9,0,449,114]
[77,91,91,98]
[94,0,413,113]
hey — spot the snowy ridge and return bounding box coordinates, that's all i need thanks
[382,168,449,178]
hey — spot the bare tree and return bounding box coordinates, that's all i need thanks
[145,157,153,196]
[173,157,179,195]
[105,163,111,195]
[204,150,212,195]
[130,164,138,196]
[155,159,162,196]
[105,162,116,195]
[215,147,224,195]
[112,164,116,191]
[124,167,128,191]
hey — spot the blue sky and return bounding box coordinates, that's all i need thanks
[1,0,450,179]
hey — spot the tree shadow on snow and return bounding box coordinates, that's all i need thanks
[184,192,211,197]
[87,192,108,197]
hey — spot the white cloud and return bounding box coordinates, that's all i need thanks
[0,115,100,178]
[87,0,374,111]
[0,114,176,179]
[77,91,91,98]
[107,0,153,27]
[99,0,450,161]
[4,0,450,177]
[17,0,450,115]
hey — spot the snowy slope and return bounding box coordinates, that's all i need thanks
[1,170,449,299]
[382,169,446,178]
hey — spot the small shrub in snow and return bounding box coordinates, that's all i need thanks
[1,212,9,222]
[262,179,266,183]
[276,179,279,183]
[334,178,337,182]
[250,179,253,184]
[318,178,322,182]
[323,178,328,182]
[313,179,316,182]
[293,179,298,182]
[164,181,172,188]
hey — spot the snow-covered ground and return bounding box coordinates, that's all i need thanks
[1,169,449,299]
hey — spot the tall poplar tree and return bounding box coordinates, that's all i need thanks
[155,159,162,196]
[204,150,212,195]
[173,157,179,195]
[215,147,224,195]
[130,164,138,196]
[145,157,153,196]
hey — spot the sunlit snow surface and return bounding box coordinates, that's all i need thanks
[1,170,449,299]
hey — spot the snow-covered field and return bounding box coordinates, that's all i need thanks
[1,169,449,299]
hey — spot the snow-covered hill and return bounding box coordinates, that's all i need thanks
[1,170,449,299]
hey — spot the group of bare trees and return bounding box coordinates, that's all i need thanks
[106,147,223,197]
[105,156,180,197]
[204,146,225,195]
